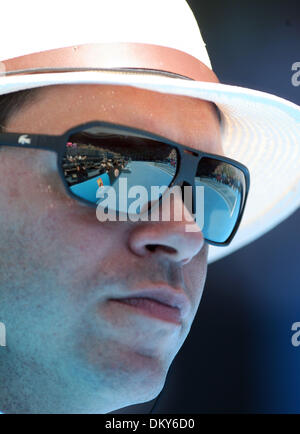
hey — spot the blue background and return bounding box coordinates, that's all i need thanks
[112,0,300,414]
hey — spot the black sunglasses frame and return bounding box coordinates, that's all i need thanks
[0,120,250,246]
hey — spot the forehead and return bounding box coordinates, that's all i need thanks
[7,84,223,154]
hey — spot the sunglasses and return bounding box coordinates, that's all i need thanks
[0,120,250,246]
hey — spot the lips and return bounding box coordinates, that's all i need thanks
[109,286,191,325]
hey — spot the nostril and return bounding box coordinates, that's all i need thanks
[146,244,177,254]
[147,245,156,252]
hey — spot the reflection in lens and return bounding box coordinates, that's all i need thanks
[62,126,178,214]
[195,157,245,243]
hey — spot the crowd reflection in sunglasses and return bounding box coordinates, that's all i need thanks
[63,141,131,186]
[62,140,178,187]
[62,140,242,196]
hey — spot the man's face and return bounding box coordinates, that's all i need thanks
[0,83,222,413]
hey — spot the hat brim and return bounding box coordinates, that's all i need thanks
[1,70,299,264]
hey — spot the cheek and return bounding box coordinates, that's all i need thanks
[184,243,208,312]
[0,148,114,268]
[0,148,63,212]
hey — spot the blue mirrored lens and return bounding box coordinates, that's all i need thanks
[63,126,177,213]
[195,158,245,243]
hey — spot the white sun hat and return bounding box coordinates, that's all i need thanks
[0,0,299,264]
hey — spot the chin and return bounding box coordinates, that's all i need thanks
[105,354,169,407]
[114,379,166,411]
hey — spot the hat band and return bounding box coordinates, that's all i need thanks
[2,42,219,83]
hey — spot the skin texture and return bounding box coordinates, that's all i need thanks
[0,83,223,414]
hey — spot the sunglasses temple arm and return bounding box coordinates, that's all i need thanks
[0,132,62,153]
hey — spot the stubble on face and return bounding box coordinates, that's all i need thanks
[0,84,222,412]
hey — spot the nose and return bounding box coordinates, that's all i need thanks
[128,189,205,265]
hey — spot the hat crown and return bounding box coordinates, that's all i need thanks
[0,0,212,68]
